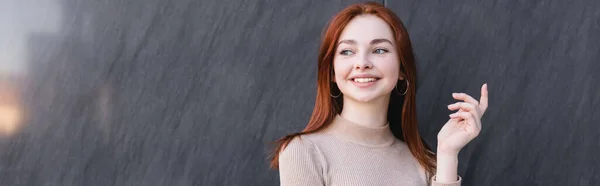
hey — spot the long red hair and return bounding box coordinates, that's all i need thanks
[269,1,436,177]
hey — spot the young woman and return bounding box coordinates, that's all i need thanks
[269,2,488,186]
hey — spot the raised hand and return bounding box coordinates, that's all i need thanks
[437,84,489,155]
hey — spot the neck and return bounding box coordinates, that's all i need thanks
[340,94,390,128]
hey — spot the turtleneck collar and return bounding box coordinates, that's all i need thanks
[326,114,396,148]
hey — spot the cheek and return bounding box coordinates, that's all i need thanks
[333,60,352,81]
[377,58,400,79]
[376,58,401,92]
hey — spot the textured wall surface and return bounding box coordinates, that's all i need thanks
[0,0,598,185]
[389,0,600,185]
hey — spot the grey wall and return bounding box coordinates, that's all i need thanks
[388,1,600,185]
[0,0,597,185]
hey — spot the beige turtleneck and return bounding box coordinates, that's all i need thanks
[278,115,462,186]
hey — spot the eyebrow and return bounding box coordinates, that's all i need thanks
[337,38,393,46]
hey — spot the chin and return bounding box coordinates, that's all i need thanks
[346,94,381,103]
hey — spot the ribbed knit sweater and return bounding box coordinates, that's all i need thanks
[278,114,462,186]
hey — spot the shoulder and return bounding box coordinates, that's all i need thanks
[278,133,328,165]
[391,139,411,153]
[279,134,320,157]
[277,134,329,185]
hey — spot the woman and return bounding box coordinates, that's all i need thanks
[269,2,488,186]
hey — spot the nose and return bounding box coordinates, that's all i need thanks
[354,56,373,70]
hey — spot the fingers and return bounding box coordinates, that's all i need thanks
[451,83,489,115]
[449,111,479,125]
[479,83,489,114]
[449,110,481,129]
[448,102,481,122]
[449,111,470,120]
[452,92,479,106]
[447,102,477,113]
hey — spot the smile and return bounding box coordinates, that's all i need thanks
[353,77,378,83]
[350,77,380,88]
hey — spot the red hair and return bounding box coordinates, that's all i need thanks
[269,1,436,177]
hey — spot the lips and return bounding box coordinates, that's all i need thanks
[352,77,378,83]
[349,75,381,88]
[349,74,381,80]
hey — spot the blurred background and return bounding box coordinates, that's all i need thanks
[0,0,598,185]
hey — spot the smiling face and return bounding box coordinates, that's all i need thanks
[333,14,404,103]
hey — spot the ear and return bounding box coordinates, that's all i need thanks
[398,70,405,80]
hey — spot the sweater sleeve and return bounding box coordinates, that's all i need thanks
[431,175,462,186]
[416,163,462,186]
[278,137,325,186]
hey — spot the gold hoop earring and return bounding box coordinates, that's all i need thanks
[395,80,409,95]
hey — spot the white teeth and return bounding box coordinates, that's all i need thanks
[353,78,377,83]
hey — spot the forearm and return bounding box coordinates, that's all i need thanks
[435,149,459,183]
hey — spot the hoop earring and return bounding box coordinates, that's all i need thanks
[330,91,341,98]
[330,82,341,98]
[395,80,409,95]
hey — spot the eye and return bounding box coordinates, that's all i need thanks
[373,48,389,54]
[339,49,354,56]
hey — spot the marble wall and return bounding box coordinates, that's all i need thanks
[0,0,598,185]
